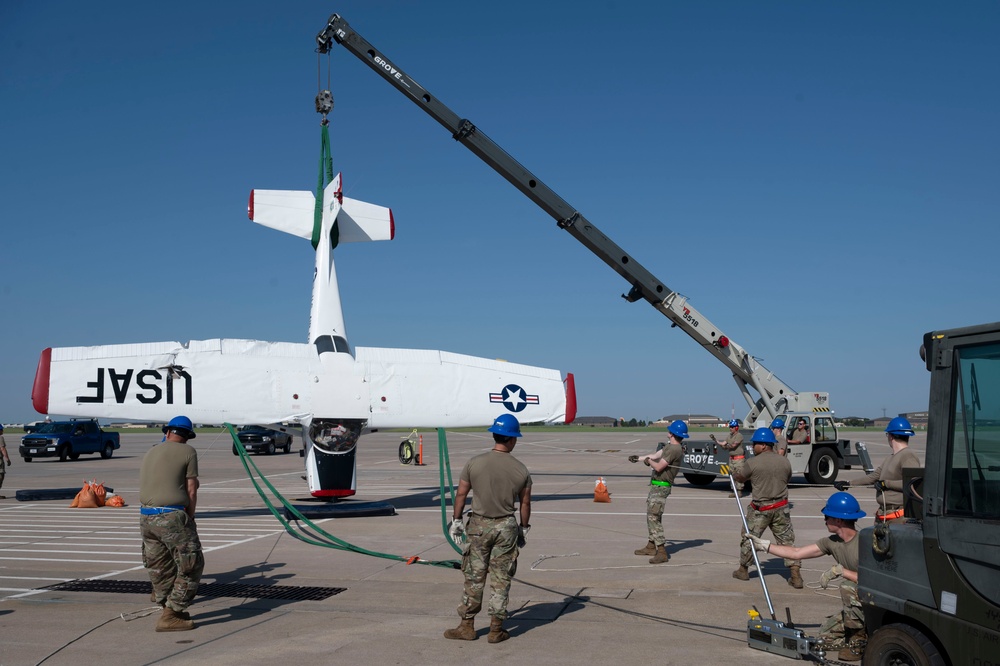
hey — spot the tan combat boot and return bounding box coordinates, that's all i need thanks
[649,545,669,564]
[634,541,656,556]
[443,617,476,641]
[155,607,195,632]
[732,565,750,581]
[788,564,804,589]
[838,629,866,662]
[487,617,510,643]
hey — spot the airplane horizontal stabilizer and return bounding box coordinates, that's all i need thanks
[249,185,393,243]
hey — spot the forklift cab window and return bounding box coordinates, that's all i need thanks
[814,417,835,442]
[948,341,1000,518]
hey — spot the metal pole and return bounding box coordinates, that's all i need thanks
[730,473,776,620]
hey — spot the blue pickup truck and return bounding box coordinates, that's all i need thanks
[19,419,121,462]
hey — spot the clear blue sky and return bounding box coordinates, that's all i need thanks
[2,1,998,425]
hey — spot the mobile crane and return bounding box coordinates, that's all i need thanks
[315,14,871,485]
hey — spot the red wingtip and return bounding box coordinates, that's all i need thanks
[564,373,576,424]
[248,190,255,220]
[389,209,395,240]
[32,348,52,415]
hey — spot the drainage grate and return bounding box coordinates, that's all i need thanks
[43,579,346,601]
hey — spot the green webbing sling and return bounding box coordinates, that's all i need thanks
[225,423,460,569]
[312,124,339,251]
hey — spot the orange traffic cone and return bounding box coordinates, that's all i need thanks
[594,477,611,503]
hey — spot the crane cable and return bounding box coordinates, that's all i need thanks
[224,423,462,569]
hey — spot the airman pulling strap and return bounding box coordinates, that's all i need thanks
[876,508,904,522]
[650,480,671,487]
[749,498,788,512]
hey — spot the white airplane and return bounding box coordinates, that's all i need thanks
[30,171,576,498]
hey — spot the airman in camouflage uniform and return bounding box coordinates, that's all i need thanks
[633,419,687,564]
[744,491,867,662]
[445,414,531,644]
[139,416,204,632]
[836,417,920,525]
[733,427,803,588]
[716,420,746,497]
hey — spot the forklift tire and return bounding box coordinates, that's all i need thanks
[683,472,715,486]
[805,446,839,484]
[865,623,946,666]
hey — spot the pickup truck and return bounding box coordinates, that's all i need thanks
[233,425,293,455]
[19,419,121,462]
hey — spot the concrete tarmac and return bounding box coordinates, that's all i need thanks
[0,428,922,665]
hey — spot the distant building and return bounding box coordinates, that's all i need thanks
[574,416,617,427]
[872,412,928,430]
[655,414,726,427]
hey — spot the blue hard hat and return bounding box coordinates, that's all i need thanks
[162,415,196,439]
[770,418,785,429]
[488,414,522,439]
[822,491,866,520]
[885,417,915,437]
[667,420,689,439]
[751,427,777,445]
[728,419,739,428]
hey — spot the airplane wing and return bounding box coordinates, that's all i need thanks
[32,342,575,427]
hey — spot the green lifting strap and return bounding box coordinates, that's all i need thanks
[224,423,460,570]
[438,427,465,555]
[312,124,339,251]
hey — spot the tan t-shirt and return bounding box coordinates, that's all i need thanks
[461,450,531,518]
[139,440,199,507]
[855,447,921,510]
[817,532,860,572]
[743,449,792,504]
[652,443,684,485]
[726,431,745,455]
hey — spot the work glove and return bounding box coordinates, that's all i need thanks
[834,481,850,491]
[517,524,530,548]
[820,564,844,589]
[643,458,651,467]
[628,455,639,463]
[709,434,717,442]
[743,532,770,553]
[875,480,888,492]
[448,518,465,543]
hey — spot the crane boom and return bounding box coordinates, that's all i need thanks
[317,14,819,425]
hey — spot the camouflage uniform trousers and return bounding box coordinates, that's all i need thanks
[645,484,673,546]
[728,458,745,492]
[818,580,864,648]
[739,505,800,569]
[140,510,205,613]
[457,514,519,621]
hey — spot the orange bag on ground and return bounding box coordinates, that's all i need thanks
[91,480,107,507]
[594,476,611,503]
[105,495,126,507]
[70,481,99,508]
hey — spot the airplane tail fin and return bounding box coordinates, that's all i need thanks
[248,175,394,243]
